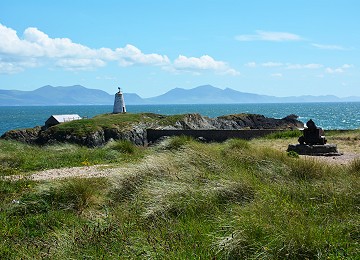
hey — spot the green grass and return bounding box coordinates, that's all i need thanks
[0,139,145,176]
[49,112,195,136]
[0,136,359,259]
[52,113,159,134]
[264,129,302,139]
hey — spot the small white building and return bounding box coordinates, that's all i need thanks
[45,114,82,128]
[113,87,126,114]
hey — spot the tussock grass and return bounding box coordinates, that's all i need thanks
[1,134,359,258]
[107,139,138,154]
[164,135,194,150]
[225,138,251,150]
[349,158,360,175]
[0,139,145,176]
[9,178,107,215]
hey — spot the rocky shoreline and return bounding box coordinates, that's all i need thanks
[1,113,304,147]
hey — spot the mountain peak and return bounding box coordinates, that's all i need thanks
[0,84,357,106]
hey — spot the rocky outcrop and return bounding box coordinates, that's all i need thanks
[211,114,303,130]
[161,114,216,130]
[1,113,303,147]
[1,126,42,144]
[32,123,150,147]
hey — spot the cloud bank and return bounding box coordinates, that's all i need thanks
[0,24,239,75]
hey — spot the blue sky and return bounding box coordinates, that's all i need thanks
[0,0,359,97]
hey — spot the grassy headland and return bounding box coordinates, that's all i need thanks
[0,133,359,259]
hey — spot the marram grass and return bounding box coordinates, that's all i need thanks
[0,137,359,259]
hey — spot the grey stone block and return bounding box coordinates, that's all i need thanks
[287,144,341,156]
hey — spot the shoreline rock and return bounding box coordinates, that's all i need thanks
[1,113,304,147]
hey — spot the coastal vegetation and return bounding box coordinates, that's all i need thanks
[0,132,359,259]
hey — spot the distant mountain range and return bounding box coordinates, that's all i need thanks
[1,84,360,106]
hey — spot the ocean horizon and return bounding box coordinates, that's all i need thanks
[1,102,360,135]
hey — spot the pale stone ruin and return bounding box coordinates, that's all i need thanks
[287,119,341,156]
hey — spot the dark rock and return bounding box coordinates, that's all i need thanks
[298,119,327,145]
[1,126,42,144]
[287,144,341,156]
[212,114,303,130]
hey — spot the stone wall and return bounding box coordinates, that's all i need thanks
[147,129,284,143]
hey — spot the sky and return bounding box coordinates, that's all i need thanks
[0,0,359,98]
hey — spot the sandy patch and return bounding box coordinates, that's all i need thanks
[4,165,125,181]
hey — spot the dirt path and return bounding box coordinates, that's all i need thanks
[4,151,359,182]
[302,153,360,165]
[5,164,126,181]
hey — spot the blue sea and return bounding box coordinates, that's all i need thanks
[1,103,360,135]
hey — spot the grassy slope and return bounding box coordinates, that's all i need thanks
[46,113,188,136]
[0,135,359,259]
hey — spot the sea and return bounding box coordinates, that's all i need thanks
[1,102,360,135]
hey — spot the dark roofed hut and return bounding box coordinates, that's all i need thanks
[45,114,82,128]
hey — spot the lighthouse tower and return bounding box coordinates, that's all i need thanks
[113,87,126,113]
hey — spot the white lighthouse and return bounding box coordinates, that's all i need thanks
[113,87,126,113]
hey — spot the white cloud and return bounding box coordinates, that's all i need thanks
[286,63,323,69]
[342,64,353,69]
[115,44,170,66]
[246,61,324,70]
[0,23,237,75]
[325,64,353,74]
[222,68,241,76]
[271,73,283,77]
[173,55,240,75]
[0,62,23,74]
[245,62,257,67]
[235,30,302,42]
[96,75,117,80]
[312,43,346,50]
[174,55,226,70]
[262,62,283,67]
[326,68,343,74]
[55,59,106,71]
[0,24,169,72]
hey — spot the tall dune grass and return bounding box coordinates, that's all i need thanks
[0,137,359,258]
